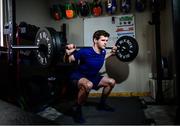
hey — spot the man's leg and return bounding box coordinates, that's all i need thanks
[97,76,116,111]
[73,78,93,123]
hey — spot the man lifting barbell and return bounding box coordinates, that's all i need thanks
[65,30,117,123]
[11,27,139,67]
[9,27,139,123]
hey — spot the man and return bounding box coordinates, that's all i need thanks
[65,30,117,123]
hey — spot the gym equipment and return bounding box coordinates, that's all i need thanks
[34,27,66,68]
[135,0,146,12]
[120,0,131,13]
[65,1,77,19]
[149,0,164,104]
[18,22,40,41]
[50,4,64,21]
[65,3,74,19]
[77,0,91,17]
[91,0,103,16]
[115,36,138,62]
[11,28,139,68]
[106,0,117,15]
[161,57,170,79]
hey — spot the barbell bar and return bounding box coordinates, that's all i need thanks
[11,45,113,50]
[11,45,39,49]
[10,44,117,68]
[10,27,139,68]
[11,43,136,63]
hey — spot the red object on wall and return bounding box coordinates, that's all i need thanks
[92,6,102,16]
[53,12,61,20]
[66,9,74,19]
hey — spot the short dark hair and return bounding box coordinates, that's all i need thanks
[93,30,110,40]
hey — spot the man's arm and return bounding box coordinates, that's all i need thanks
[105,46,117,59]
[64,44,76,63]
[105,51,114,59]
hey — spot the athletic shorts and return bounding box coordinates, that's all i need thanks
[70,71,103,90]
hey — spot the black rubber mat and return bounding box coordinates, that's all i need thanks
[0,99,55,125]
[53,96,147,125]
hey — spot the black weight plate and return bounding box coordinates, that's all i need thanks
[34,28,57,68]
[46,28,59,66]
[54,31,66,63]
[59,32,67,62]
[115,36,139,62]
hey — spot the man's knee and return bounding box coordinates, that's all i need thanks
[109,78,116,87]
[84,81,93,92]
[87,81,93,89]
[79,79,93,93]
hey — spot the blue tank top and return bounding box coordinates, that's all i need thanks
[73,47,106,77]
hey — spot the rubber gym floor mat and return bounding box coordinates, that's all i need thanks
[0,99,55,125]
[53,96,147,125]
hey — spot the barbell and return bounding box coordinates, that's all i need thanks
[11,27,139,68]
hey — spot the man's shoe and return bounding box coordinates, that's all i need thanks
[73,113,86,123]
[97,103,115,112]
[73,106,86,123]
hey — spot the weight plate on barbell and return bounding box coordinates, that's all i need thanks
[54,31,67,63]
[34,28,138,67]
[34,28,57,68]
[115,36,139,62]
[34,27,67,68]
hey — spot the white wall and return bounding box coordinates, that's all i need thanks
[15,0,174,94]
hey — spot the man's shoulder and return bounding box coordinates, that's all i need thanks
[80,47,92,53]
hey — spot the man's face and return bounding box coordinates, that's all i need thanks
[94,35,109,49]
